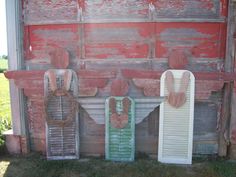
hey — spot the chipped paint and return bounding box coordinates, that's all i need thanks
[28,25,79,61]
[153,0,221,18]
[7,0,232,156]
[23,0,78,24]
[84,23,151,59]
[133,79,160,97]
[83,0,149,21]
[156,23,226,59]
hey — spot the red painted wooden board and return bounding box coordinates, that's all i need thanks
[155,23,226,59]
[83,0,150,20]
[24,22,226,61]
[25,24,80,61]
[23,0,78,24]
[84,23,152,59]
[153,0,227,18]
[23,0,228,24]
[19,0,231,156]
[5,69,234,100]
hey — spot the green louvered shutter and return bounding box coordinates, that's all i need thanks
[105,97,135,161]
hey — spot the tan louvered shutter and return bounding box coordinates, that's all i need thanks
[44,70,79,160]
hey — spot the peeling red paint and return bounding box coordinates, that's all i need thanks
[122,69,162,79]
[79,87,98,97]
[23,0,78,24]
[168,49,188,69]
[79,79,108,88]
[84,23,151,59]
[9,0,232,155]
[15,79,43,90]
[77,70,117,79]
[199,0,215,10]
[231,129,236,143]
[195,80,224,100]
[153,0,225,18]
[83,0,149,20]
[27,98,46,152]
[155,0,185,11]
[156,23,226,59]
[77,0,85,10]
[24,89,44,97]
[27,24,79,61]
[133,79,160,97]
[49,48,70,69]
[220,0,228,17]
[111,79,129,96]
[133,78,223,99]
[4,70,45,80]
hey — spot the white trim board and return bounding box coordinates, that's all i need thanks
[6,0,25,135]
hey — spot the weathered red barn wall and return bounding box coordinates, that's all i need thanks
[13,0,230,156]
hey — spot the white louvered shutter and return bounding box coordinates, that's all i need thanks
[158,70,195,164]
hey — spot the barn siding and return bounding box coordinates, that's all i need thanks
[5,0,231,156]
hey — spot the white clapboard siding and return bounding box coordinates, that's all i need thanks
[158,70,195,164]
[44,70,79,160]
[79,97,164,124]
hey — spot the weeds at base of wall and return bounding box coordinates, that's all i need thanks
[0,118,10,155]
[0,59,8,73]
[0,153,235,177]
[0,67,12,155]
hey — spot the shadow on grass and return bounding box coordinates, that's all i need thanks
[1,153,236,177]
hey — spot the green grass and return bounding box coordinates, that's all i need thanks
[0,58,235,177]
[0,72,11,147]
[0,154,235,177]
[0,73,11,122]
[0,59,8,73]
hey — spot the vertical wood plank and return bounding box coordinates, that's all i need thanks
[230,89,236,159]
[221,0,236,157]
[218,84,231,156]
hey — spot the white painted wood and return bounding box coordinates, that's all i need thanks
[6,0,25,135]
[78,97,165,124]
[158,70,195,164]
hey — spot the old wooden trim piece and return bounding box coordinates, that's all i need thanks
[5,69,236,82]
[217,0,235,157]
[219,0,236,158]
[219,84,231,156]
[229,0,236,159]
